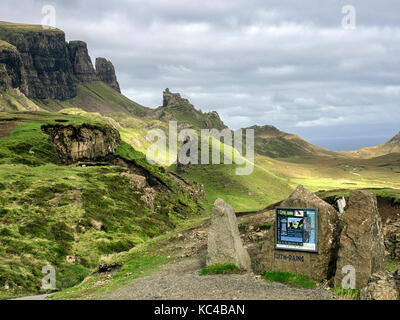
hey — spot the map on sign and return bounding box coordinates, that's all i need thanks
[275,207,318,253]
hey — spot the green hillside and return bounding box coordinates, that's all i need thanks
[36,81,151,117]
[344,132,400,159]
[175,163,292,212]
[0,89,42,112]
[152,88,227,130]
[0,111,205,299]
[246,125,338,159]
[0,21,63,34]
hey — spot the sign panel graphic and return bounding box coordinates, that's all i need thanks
[275,207,318,253]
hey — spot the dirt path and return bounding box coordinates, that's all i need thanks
[105,258,334,300]
[11,294,53,300]
[104,210,334,300]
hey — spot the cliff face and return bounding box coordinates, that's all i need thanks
[69,41,98,83]
[0,41,28,92]
[96,57,121,93]
[0,21,121,101]
[0,26,77,99]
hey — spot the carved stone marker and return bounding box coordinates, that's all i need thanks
[258,185,340,281]
[207,198,252,271]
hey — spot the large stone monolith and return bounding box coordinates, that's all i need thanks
[207,198,252,271]
[334,190,385,289]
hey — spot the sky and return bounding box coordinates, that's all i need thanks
[1,0,399,151]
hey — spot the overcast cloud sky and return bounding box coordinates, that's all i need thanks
[1,0,399,150]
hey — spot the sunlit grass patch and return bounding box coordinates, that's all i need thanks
[332,287,360,300]
[262,271,317,289]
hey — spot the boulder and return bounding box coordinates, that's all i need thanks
[258,185,340,281]
[334,190,385,289]
[120,172,147,190]
[206,198,252,271]
[360,271,399,300]
[384,217,400,260]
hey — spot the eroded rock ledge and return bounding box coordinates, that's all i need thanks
[41,123,121,164]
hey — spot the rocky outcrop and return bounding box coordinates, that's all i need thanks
[158,88,227,130]
[334,190,385,289]
[96,58,120,92]
[41,123,121,164]
[69,41,98,83]
[0,21,121,101]
[384,217,400,260]
[258,185,341,282]
[0,41,28,92]
[360,271,399,300]
[163,88,180,107]
[207,198,252,271]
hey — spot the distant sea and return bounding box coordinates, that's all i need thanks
[307,136,391,152]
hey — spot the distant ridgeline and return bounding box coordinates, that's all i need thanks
[0,21,120,101]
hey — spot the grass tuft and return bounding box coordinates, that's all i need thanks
[259,223,273,230]
[262,271,317,289]
[332,287,360,300]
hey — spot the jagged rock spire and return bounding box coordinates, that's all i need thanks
[96,58,121,93]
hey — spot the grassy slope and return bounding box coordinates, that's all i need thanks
[0,89,42,112]
[0,111,204,299]
[176,163,291,212]
[259,152,400,193]
[153,101,227,131]
[343,133,400,159]
[2,83,398,213]
[0,21,63,33]
[0,39,15,50]
[48,216,207,300]
[247,125,338,159]
[53,95,400,212]
[36,81,150,117]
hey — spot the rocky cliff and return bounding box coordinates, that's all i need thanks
[0,40,28,92]
[69,40,98,83]
[0,21,121,101]
[96,57,121,93]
